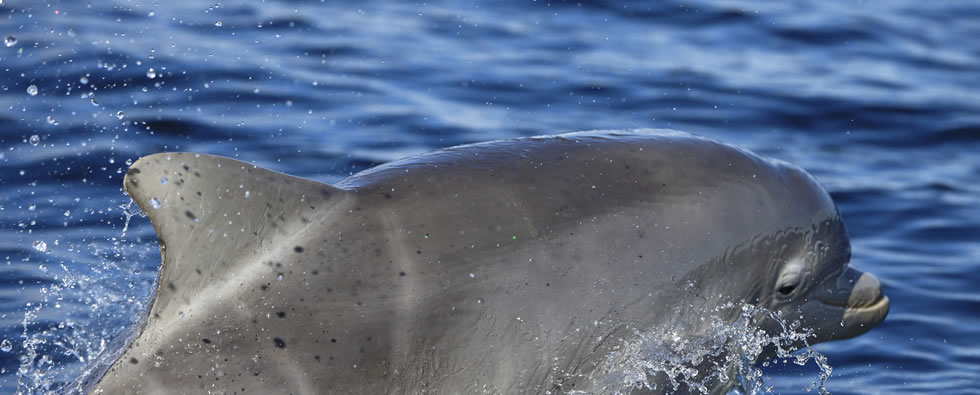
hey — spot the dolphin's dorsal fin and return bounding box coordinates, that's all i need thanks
[123,153,348,315]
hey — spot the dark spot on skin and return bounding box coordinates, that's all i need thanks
[383,193,392,199]
[196,191,202,196]
[202,338,212,344]
[261,284,269,291]
[182,165,190,171]
[399,271,406,277]
[546,283,550,287]
[167,282,177,291]
[273,338,286,348]
[312,270,318,275]
[301,217,310,223]
[129,358,138,364]
[294,246,304,253]
[330,338,337,343]
[185,210,197,221]
[416,250,422,254]
[129,180,139,187]
[128,168,141,175]
[196,269,202,275]
[194,171,201,177]
[315,355,321,361]
[326,287,333,293]
[276,311,285,318]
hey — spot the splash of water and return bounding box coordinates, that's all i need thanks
[595,302,833,394]
[11,198,156,393]
[118,199,143,239]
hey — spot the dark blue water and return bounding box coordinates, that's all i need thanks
[1,0,978,393]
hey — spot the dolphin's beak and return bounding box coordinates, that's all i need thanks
[804,267,889,343]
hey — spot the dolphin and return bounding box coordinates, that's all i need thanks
[79,129,887,393]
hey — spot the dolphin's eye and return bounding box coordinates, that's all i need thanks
[776,260,805,298]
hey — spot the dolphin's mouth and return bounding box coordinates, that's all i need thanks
[818,292,890,316]
[808,267,889,340]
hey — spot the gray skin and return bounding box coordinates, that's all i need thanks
[78,129,887,394]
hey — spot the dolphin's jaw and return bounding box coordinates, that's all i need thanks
[841,294,889,324]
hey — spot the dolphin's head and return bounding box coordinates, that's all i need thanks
[758,165,889,344]
[762,223,889,343]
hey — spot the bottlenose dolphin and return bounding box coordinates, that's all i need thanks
[81,129,887,393]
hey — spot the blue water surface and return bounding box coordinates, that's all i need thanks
[1,0,978,393]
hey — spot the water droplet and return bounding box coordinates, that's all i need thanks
[4,36,15,47]
[244,191,250,198]
[27,204,36,211]
[0,340,11,352]
[29,135,40,146]
[116,111,125,120]
[146,68,157,79]
[32,240,47,252]
[125,158,133,165]
[469,273,475,278]
[160,177,168,184]
[476,298,483,304]
[46,115,57,125]
[148,198,161,209]
[276,273,284,281]
[215,21,222,27]
[63,210,70,217]
[26,85,38,96]
[79,76,89,85]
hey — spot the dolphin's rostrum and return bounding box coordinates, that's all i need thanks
[81,129,887,393]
